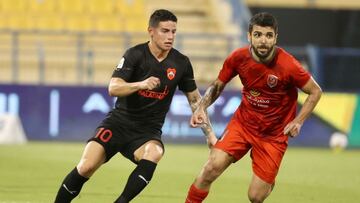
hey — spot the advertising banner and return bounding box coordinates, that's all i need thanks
[0,84,339,147]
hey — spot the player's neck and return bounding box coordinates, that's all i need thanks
[251,46,277,64]
[148,41,170,62]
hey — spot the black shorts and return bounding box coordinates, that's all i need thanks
[88,113,164,164]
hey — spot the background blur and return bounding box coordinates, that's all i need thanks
[0,0,360,148]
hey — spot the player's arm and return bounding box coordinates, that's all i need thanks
[190,79,226,128]
[108,77,160,97]
[184,89,218,146]
[284,77,322,137]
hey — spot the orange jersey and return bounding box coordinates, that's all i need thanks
[218,46,311,142]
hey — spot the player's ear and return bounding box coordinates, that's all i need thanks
[247,32,251,43]
[148,26,154,36]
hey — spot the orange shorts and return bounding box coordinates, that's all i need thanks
[214,118,287,184]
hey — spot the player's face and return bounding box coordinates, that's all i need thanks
[248,25,277,59]
[149,21,177,51]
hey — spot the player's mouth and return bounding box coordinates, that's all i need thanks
[163,42,173,49]
[257,46,269,54]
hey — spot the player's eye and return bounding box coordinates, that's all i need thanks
[253,32,261,38]
[161,29,169,33]
[266,33,274,38]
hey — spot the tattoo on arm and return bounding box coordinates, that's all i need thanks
[188,94,201,113]
[186,91,214,137]
[200,121,213,137]
[201,81,224,109]
[198,81,225,137]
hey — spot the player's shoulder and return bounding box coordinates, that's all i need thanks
[126,42,147,55]
[276,47,301,66]
[231,46,249,57]
[276,47,296,61]
[122,43,148,64]
[170,47,189,61]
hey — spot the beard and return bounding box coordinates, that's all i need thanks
[252,44,275,59]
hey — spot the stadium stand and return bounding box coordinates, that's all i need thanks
[117,0,146,18]
[64,15,94,32]
[0,34,12,83]
[87,0,115,15]
[28,0,57,13]
[0,0,28,13]
[1,0,359,90]
[32,15,65,31]
[0,0,243,87]
[0,0,147,32]
[57,0,86,15]
[146,0,220,33]
[93,15,124,32]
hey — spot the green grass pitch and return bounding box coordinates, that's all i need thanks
[0,142,359,202]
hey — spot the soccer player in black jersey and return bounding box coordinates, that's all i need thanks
[54,9,217,203]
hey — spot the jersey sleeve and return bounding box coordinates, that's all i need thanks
[218,52,238,84]
[112,48,138,81]
[178,57,197,92]
[289,56,311,88]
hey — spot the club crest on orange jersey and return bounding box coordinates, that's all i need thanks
[167,68,176,80]
[267,74,278,88]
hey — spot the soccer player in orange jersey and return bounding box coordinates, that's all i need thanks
[185,12,322,203]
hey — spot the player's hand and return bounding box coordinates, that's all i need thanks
[283,120,302,138]
[190,108,207,128]
[140,76,160,90]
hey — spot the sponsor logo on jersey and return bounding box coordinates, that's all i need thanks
[116,57,125,69]
[246,89,270,108]
[246,94,270,108]
[138,85,169,100]
[250,89,261,97]
[167,68,176,80]
[267,74,278,88]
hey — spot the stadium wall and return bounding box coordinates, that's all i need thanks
[0,84,358,147]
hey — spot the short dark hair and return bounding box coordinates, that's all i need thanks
[248,12,278,34]
[149,9,177,28]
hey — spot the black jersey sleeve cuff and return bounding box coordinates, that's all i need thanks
[178,79,197,92]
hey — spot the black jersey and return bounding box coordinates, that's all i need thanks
[111,42,197,130]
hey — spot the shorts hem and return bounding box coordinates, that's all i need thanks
[213,145,238,161]
[87,138,113,162]
[124,137,165,164]
[253,170,275,184]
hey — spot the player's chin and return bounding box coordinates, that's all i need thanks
[257,50,270,57]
